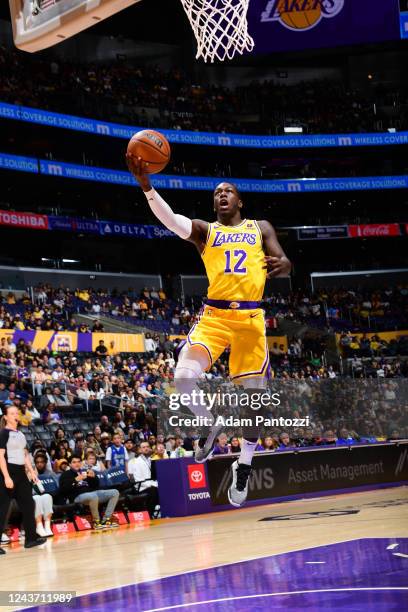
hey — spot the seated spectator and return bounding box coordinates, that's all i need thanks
[32,366,49,396]
[30,440,52,470]
[181,429,198,452]
[145,333,157,355]
[95,340,108,357]
[170,436,186,458]
[229,436,241,454]
[124,439,136,461]
[151,442,169,460]
[54,458,69,474]
[58,455,119,529]
[100,415,114,436]
[83,449,106,472]
[388,429,402,441]
[85,432,104,459]
[74,436,87,460]
[165,435,176,454]
[323,430,338,445]
[98,432,111,457]
[112,411,126,433]
[51,387,71,406]
[39,386,56,408]
[128,442,159,518]
[25,398,41,421]
[53,441,72,464]
[18,402,33,426]
[258,435,277,452]
[49,427,67,459]
[42,403,62,425]
[105,433,129,472]
[336,428,357,445]
[92,321,105,332]
[297,428,315,447]
[34,452,58,480]
[212,433,230,455]
[69,429,85,452]
[32,454,55,538]
[278,432,294,450]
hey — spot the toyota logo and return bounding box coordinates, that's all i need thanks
[190,469,203,483]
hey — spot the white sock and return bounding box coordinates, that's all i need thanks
[239,439,257,466]
[44,520,53,536]
[175,346,214,424]
[36,523,46,537]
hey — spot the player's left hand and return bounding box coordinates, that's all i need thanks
[263,256,291,278]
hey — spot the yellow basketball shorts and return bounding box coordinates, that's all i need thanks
[187,305,269,381]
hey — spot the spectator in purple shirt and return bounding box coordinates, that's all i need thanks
[212,433,230,456]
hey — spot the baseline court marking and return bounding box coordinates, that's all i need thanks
[143,587,408,612]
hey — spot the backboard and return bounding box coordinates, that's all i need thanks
[9,0,141,52]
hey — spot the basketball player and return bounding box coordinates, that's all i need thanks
[127,155,291,507]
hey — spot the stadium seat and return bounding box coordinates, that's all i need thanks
[38,473,80,522]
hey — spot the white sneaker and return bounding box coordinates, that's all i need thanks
[36,523,47,538]
[44,522,54,537]
[227,460,252,508]
[1,533,10,544]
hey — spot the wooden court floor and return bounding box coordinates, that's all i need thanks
[2,486,408,611]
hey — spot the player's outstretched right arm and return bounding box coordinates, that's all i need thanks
[126,153,208,250]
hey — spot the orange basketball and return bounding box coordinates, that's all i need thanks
[127,129,170,174]
[280,8,321,30]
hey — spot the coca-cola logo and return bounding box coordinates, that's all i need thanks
[349,224,400,238]
[362,225,390,236]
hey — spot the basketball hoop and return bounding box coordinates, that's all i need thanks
[179,0,254,62]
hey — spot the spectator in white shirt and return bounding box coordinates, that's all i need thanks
[144,334,157,354]
[51,366,66,382]
[127,442,159,518]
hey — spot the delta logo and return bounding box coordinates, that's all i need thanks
[261,0,344,31]
[188,464,207,489]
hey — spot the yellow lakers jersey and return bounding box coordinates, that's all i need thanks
[201,219,266,301]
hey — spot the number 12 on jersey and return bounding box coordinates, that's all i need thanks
[224,249,247,274]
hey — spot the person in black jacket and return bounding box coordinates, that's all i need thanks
[59,455,119,529]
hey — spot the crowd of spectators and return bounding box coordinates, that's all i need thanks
[0,284,195,335]
[1,45,406,135]
[0,326,406,448]
[263,286,408,334]
[0,284,407,337]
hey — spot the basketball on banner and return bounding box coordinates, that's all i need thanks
[261,0,345,31]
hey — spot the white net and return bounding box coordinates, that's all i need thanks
[179,0,254,63]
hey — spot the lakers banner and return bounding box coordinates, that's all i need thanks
[248,0,400,54]
[0,330,144,353]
